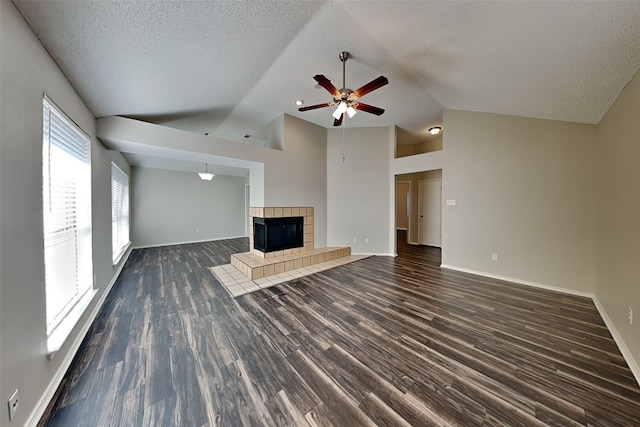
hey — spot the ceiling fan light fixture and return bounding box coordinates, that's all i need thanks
[346,105,357,118]
[429,126,442,135]
[198,164,215,181]
[333,101,347,119]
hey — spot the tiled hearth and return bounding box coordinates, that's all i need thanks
[215,205,355,297]
[211,254,368,298]
[232,247,351,280]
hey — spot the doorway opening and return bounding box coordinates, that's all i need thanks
[394,169,443,259]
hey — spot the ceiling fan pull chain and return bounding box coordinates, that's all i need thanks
[342,119,346,163]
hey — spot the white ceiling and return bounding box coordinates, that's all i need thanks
[13,1,640,170]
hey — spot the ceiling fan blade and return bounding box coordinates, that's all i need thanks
[333,114,343,126]
[313,75,341,97]
[354,102,385,116]
[353,76,389,98]
[298,102,333,112]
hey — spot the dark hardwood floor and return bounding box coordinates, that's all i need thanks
[39,233,640,426]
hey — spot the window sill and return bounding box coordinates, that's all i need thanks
[46,288,97,359]
[112,241,131,266]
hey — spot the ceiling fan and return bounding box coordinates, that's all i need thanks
[299,51,388,126]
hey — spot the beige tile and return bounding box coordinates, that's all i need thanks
[299,207,307,216]
[285,260,295,271]
[274,262,285,274]
[302,256,311,267]
[294,258,303,269]
[307,207,314,215]
[252,267,264,280]
[274,207,283,217]
[283,207,292,217]
[304,233,313,243]
[244,283,260,292]
[311,254,319,265]
[306,215,314,225]
[255,207,264,217]
[265,207,274,218]
[283,249,292,255]
[254,278,270,286]
[291,207,300,216]
[264,264,275,277]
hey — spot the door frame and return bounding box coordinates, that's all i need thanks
[395,180,412,236]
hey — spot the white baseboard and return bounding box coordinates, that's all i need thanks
[133,235,247,249]
[592,298,640,387]
[440,263,640,387]
[396,227,408,231]
[26,247,133,427]
[439,264,593,298]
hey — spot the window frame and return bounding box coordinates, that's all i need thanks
[42,95,96,356]
[111,161,130,264]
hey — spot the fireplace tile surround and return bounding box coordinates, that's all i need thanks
[249,206,314,258]
[229,206,351,281]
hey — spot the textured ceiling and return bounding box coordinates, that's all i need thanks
[14,0,640,149]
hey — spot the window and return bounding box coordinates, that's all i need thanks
[42,95,94,354]
[111,162,130,263]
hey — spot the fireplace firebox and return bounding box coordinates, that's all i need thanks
[253,216,304,253]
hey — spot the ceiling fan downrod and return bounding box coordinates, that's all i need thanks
[339,51,349,91]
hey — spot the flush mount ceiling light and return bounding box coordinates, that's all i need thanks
[298,51,389,126]
[198,164,215,181]
[295,99,304,106]
[429,126,442,135]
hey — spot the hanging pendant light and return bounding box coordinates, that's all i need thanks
[198,163,215,181]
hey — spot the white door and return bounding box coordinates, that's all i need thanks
[418,179,441,247]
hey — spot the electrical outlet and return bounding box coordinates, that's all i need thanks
[629,307,634,325]
[491,253,498,261]
[8,389,19,421]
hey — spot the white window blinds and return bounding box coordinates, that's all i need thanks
[42,95,93,338]
[111,162,130,263]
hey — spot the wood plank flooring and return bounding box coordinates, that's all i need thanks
[38,233,640,426]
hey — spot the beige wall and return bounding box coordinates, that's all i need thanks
[0,3,131,425]
[442,110,597,294]
[98,113,328,248]
[396,135,442,158]
[131,168,247,247]
[327,127,393,255]
[595,70,640,371]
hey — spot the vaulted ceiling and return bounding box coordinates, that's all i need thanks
[14,1,640,149]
